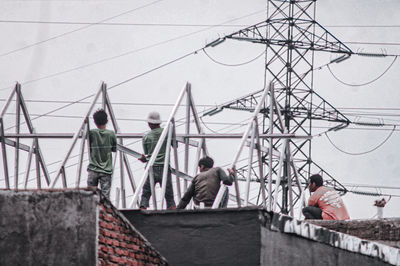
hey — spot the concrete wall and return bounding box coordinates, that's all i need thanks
[122,208,261,266]
[309,219,400,248]
[122,208,399,266]
[0,189,169,266]
[261,226,387,266]
[0,190,98,265]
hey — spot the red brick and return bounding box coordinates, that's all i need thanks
[115,248,124,256]
[108,247,114,254]
[126,243,134,250]
[133,245,140,251]
[113,239,119,247]
[114,224,122,231]
[124,235,132,242]
[110,231,118,239]
[106,208,113,214]
[119,257,127,264]
[104,230,112,238]
[105,238,113,245]
[106,223,113,230]
[110,255,119,263]
[119,242,127,248]
[100,245,108,253]
[104,214,114,222]
[129,252,135,258]
[99,221,107,229]
[99,236,106,244]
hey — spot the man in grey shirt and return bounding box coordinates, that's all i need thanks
[177,156,234,209]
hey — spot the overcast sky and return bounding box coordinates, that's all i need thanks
[0,0,399,218]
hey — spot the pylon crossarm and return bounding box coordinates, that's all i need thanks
[129,83,187,208]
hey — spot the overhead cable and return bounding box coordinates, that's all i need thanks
[325,125,396,156]
[4,48,200,131]
[2,20,400,29]
[0,9,265,92]
[327,56,398,87]
[0,0,164,58]
[202,48,265,67]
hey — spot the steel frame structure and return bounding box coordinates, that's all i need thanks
[0,81,311,213]
[205,0,353,214]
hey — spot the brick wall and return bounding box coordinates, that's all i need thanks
[98,197,168,265]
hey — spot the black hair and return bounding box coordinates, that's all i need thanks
[93,109,108,126]
[198,156,214,169]
[309,174,323,187]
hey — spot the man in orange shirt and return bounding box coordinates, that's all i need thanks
[302,174,350,220]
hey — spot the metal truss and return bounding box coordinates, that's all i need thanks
[0,83,50,189]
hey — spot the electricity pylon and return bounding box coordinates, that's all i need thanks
[207,0,353,215]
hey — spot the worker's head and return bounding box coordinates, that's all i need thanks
[308,174,323,192]
[147,111,162,129]
[198,156,214,172]
[93,109,108,129]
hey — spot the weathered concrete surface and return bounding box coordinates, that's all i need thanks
[122,208,261,266]
[122,208,400,266]
[309,219,400,248]
[264,213,398,266]
[0,189,98,265]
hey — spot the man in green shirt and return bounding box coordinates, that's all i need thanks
[138,111,176,209]
[87,109,116,199]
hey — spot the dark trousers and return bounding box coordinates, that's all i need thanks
[87,170,111,199]
[140,165,176,209]
[302,206,323,220]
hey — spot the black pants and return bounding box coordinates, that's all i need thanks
[140,165,176,209]
[302,206,323,220]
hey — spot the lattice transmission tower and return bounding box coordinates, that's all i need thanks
[207,0,354,215]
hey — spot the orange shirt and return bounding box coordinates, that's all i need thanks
[308,186,350,220]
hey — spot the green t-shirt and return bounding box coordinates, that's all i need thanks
[143,127,168,166]
[87,128,117,174]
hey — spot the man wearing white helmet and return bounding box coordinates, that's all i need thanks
[138,111,176,210]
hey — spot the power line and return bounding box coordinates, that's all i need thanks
[2,19,400,29]
[0,0,164,58]
[345,41,400,46]
[0,9,265,92]
[325,125,397,156]
[327,56,398,87]
[0,20,253,27]
[202,48,265,67]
